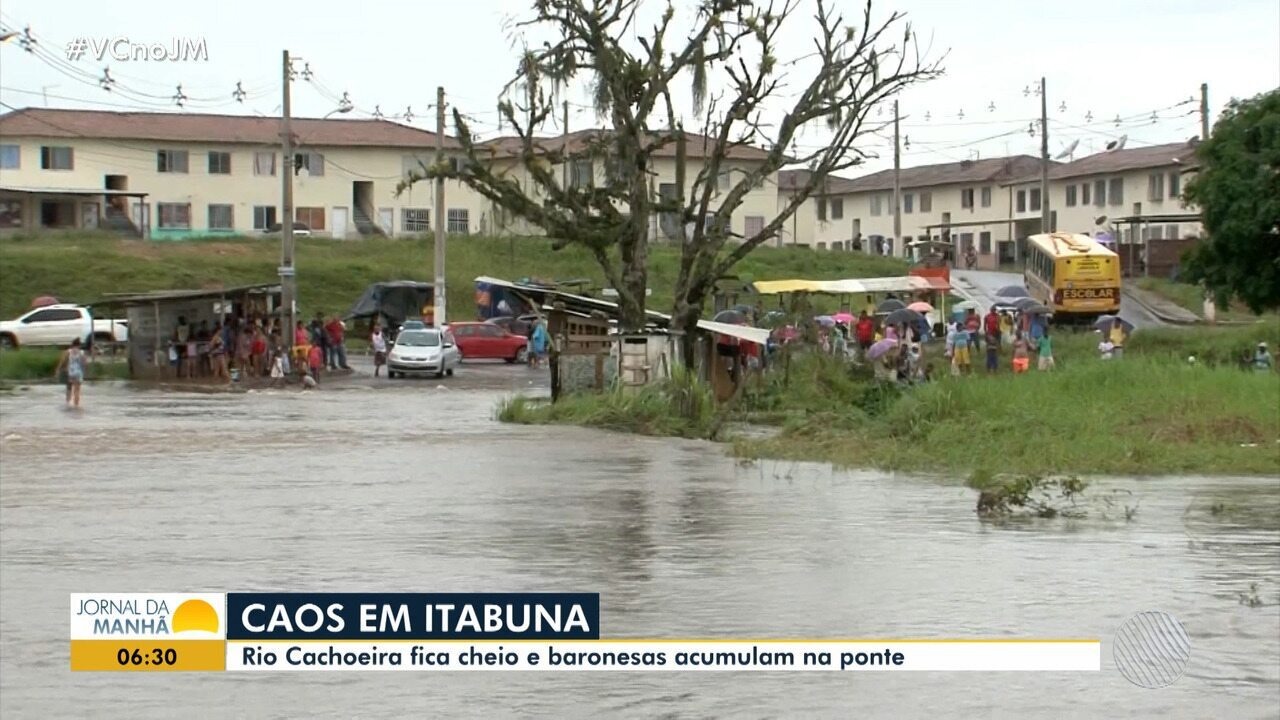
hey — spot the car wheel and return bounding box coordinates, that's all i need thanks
[0,334,15,350]
[446,368,454,377]
[388,370,398,379]
[510,347,527,364]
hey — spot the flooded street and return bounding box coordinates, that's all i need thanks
[1,370,1278,719]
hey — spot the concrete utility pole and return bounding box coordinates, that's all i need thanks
[1199,82,1216,323]
[1039,76,1050,235]
[892,99,901,258]
[280,49,297,350]
[561,100,570,189]
[433,86,447,328]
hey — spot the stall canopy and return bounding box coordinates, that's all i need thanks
[473,276,770,346]
[751,275,950,295]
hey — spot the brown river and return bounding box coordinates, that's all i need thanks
[1,368,1277,718]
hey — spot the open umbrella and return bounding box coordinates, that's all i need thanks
[866,337,899,360]
[1094,315,1134,333]
[30,295,59,308]
[1020,303,1053,315]
[814,315,836,327]
[907,300,934,313]
[832,311,855,325]
[712,309,747,324]
[883,308,925,327]
[996,285,1030,298]
[876,298,907,314]
[952,300,980,313]
[1012,296,1041,311]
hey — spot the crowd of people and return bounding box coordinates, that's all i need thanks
[166,312,352,385]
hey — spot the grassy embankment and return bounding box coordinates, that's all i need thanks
[0,233,908,320]
[1135,277,1276,323]
[0,348,128,387]
[501,323,1280,477]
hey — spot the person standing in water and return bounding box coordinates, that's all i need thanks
[54,337,86,408]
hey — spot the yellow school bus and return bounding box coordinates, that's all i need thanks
[1024,232,1122,319]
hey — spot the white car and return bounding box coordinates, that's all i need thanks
[386,327,460,379]
[0,304,128,349]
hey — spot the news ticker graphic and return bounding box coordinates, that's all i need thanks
[71,593,1100,672]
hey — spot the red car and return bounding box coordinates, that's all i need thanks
[446,322,529,363]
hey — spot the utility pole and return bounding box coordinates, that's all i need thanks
[433,86,447,328]
[280,49,297,350]
[1199,82,1216,323]
[561,100,570,189]
[1039,76,1050,236]
[892,99,901,259]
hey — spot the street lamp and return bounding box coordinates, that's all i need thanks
[323,105,353,119]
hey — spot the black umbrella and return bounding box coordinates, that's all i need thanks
[712,309,747,324]
[876,298,907,314]
[1012,296,1042,311]
[883,308,925,327]
[996,285,1030,298]
[1094,315,1134,333]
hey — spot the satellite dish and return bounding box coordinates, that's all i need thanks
[1055,139,1079,160]
[1094,216,1107,226]
[1106,135,1128,151]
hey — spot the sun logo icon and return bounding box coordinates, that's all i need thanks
[171,599,219,634]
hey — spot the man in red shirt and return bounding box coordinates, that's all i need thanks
[983,307,1002,348]
[324,315,351,370]
[964,309,982,350]
[855,311,876,352]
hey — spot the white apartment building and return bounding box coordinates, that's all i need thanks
[0,108,490,238]
[778,155,1046,267]
[477,129,781,242]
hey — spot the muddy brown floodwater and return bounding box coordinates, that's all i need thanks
[1,368,1278,719]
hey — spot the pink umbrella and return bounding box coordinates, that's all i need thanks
[30,295,59,308]
[907,301,933,313]
[832,311,855,324]
[866,337,899,360]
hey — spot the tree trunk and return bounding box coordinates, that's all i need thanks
[617,217,650,333]
[672,300,703,370]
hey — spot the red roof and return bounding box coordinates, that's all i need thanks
[0,107,460,149]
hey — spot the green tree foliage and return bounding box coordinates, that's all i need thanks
[1183,90,1280,313]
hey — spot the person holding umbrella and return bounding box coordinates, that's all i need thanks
[1108,319,1127,359]
[855,311,875,356]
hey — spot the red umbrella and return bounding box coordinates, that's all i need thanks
[30,295,59,308]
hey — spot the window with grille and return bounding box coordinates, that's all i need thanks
[157,203,191,229]
[744,215,764,238]
[447,208,470,234]
[157,149,189,173]
[403,209,430,233]
[207,204,233,230]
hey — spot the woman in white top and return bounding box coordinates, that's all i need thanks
[55,337,87,408]
[371,324,388,377]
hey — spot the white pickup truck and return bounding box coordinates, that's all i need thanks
[0,304,128,349]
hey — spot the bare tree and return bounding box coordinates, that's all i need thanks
[402,0,941,347]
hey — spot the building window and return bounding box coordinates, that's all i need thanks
[402,209,430,233]
[980,186,992,208]
[253,152,276,176]
[1081,182,1091,206]
[207,204,234,230]
[0,144,19,169]
[294,152,325,177]
[870,194,882,216]
[1166,224,1179,239]
[0,199,23,227]
[208,151,232,174]
[295,207,326,231]
[569,159,593,189]
[716,171,731,191]
[252,206,277,230]
[1148,173,1164,201]
[1094,179,1107,207]
[1108,177,1124,206]
[447,208,470,234]
[157,149,189,173]
[903,193,914,214]
[817,242,826,251]
[979,231,992,254]
[817,198,827,222]
[960,188,974,209]
[1029,188,1042,212]
[1168,171,1181,199]
[1016,190,1027,213]
[744,215,765,238]
[157,202,191,229]
[920,192,932,213]
[1065,185,1077,207]
[830,197,844,220]
[40,145,73,170]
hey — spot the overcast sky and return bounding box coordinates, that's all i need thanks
[1,0,1276,175]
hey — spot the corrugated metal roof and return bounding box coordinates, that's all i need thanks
[0,107,460,149]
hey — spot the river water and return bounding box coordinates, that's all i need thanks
[1,376,1277,719]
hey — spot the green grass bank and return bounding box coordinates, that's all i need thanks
[0,348,129,383]
[0,233,908,321]
[502,324,1280,477]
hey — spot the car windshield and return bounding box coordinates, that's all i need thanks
[396,330,440,347]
